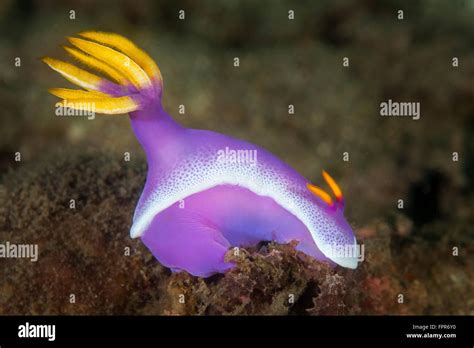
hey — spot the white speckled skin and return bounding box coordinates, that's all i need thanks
[129,106,358,269]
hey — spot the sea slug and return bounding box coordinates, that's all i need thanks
[43,31,359,277]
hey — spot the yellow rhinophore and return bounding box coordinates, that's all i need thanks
[307,171,345,208]
[306,183,334,207]
[322,170,343,202]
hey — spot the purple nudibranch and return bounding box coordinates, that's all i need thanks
[43,31,359,277]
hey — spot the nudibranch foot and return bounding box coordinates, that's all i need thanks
[141,204,235,277]
[140,184,332,277]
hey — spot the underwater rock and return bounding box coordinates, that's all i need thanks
[163,242,354,315]
[0,151,357,315]
[1,151,472,315]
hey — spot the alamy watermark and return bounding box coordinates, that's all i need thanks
[0,241,38,262]
[380,99,420,120]
[216,146,258,167]
[55,101,96,120]
[18,322,55,341]
[321,243,365,263]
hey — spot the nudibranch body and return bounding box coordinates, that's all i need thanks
[43,31,359,277]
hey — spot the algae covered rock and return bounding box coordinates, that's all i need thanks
[0,150,357,315]
[2,150,472,315]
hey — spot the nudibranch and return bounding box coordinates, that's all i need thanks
[43,31,359,277]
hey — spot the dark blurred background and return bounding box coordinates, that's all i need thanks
[0,0,473,315]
